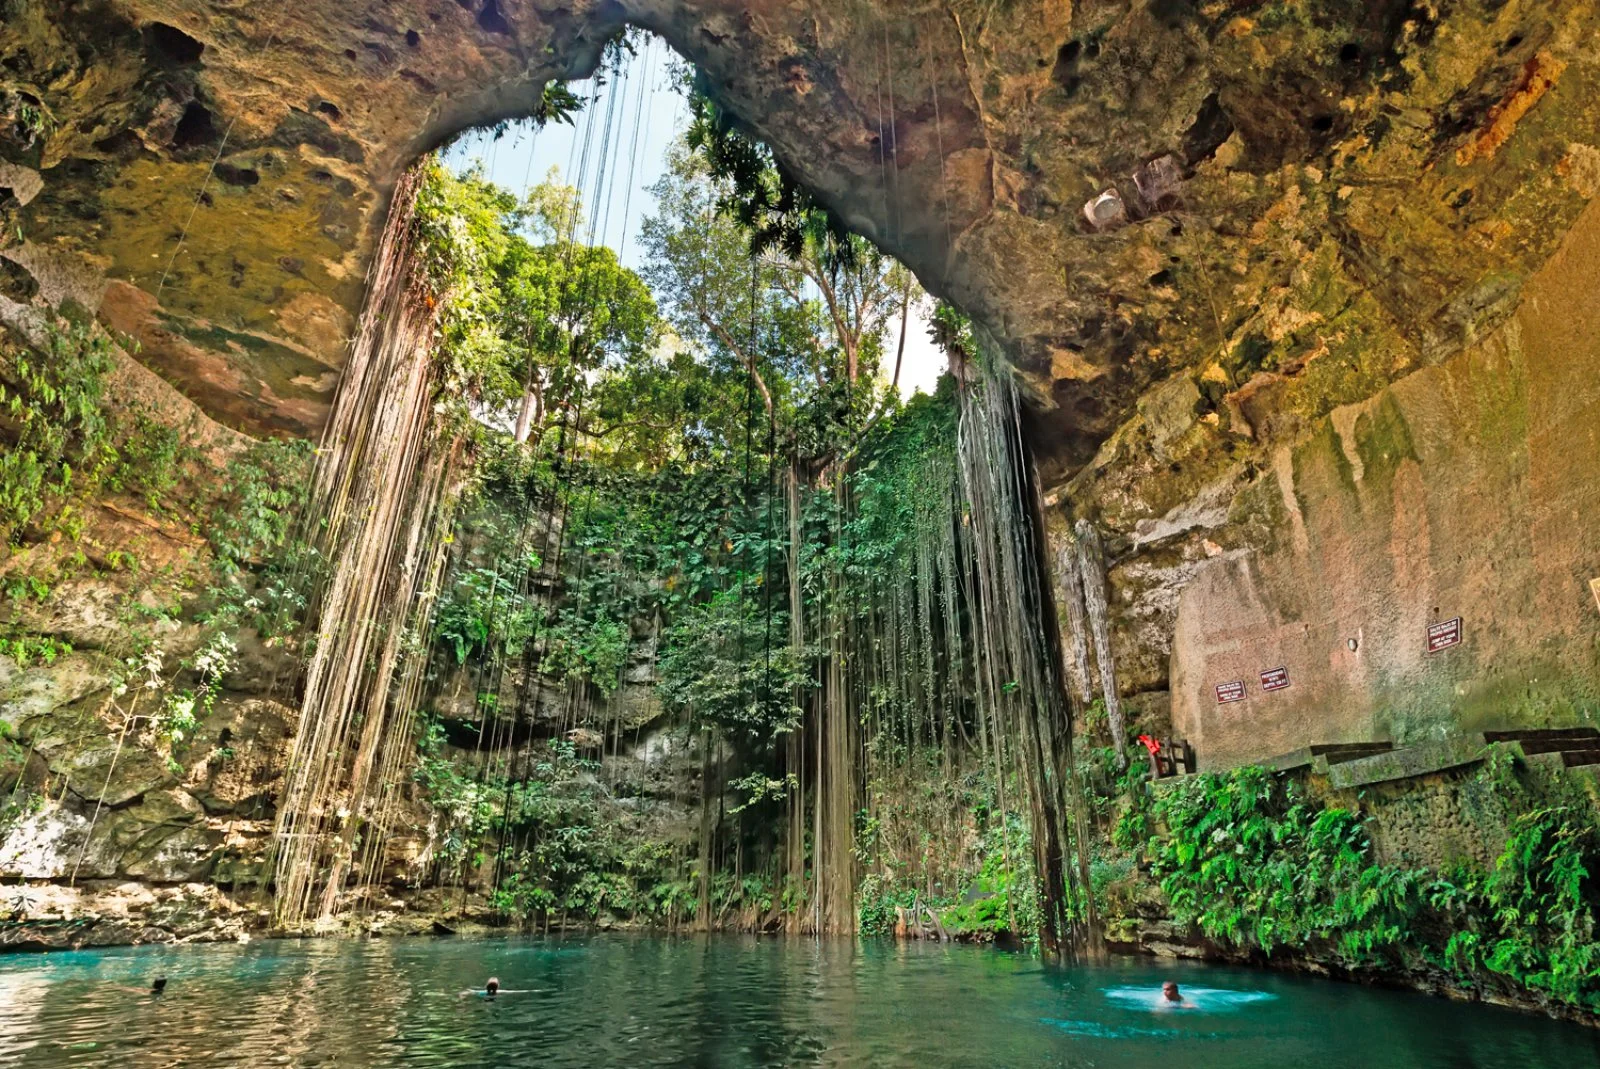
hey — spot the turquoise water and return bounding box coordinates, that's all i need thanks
[0,934,1595,1067]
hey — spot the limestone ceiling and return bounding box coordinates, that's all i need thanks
[1,0,1596,478]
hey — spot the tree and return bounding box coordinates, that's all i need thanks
[414,163,663,447]
[500,240,659,445]
[639,143,912,474]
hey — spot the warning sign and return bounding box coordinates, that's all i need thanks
[1427,617,1463,653]
[1260,666,1290,692]
[1215,680,1246,704]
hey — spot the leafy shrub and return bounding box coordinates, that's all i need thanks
[0,319,115,538]
[1142,763,1600,1013]
[434,563,543,664]
[1433,806,1600,1013]
[1149,767,1425,962]
[0,633,72,666]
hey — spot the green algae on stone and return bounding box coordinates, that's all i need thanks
[95,153,367,336]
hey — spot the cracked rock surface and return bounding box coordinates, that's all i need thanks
[2,0,1599,767]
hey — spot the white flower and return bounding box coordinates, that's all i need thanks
[141,645,166,689]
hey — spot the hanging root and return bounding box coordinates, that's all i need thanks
[267,163,467,933]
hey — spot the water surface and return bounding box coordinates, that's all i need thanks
[0,934,1594,1067]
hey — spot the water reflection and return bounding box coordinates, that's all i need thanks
[0,934,1594,1068]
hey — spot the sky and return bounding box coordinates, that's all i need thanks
[441,34,946,400]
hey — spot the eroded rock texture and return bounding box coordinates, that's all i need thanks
[3,0,1599,767]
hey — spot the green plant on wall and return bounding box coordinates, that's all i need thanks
[0,632,71,666]
[434,562,544,665]
[415,720,693,925]
[1149,766,1427,960]
[0,319,115,539]
[1432,803,1600,1013]
[1132,761,1600,1014]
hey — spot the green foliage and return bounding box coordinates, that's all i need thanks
[104,412,186,510]
[682,83,857,267]
[434,563,543,664]
[856,819,1039,942]
[1150,767,1425,962]
[1140,762,1600,1013]
[0,723,44,837]
[412,160,661,442]
[0,315,314,649]
[198,437,317,640]
[152,630,236,760]
[0,632,71,666]
[639,143,903,470]
[542,613,629,695]
[417,127,948,939]
[416,722,690,924]
[206,438,313,571]
[532,82,582,128]
[927,301,975,366]
[657,588,805,749]
[0,319,116,539]
[941,815,1041,941]
[1432,806,1600,1013]
[854,873,910,937]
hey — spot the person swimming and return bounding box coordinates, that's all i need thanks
[1160,980,1193,1008]
[460,977,520,999]
[115,977,169,997]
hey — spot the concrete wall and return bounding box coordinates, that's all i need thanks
[1171,199,1600,769]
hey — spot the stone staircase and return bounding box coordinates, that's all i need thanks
[1481,727,1600,768]
[1154,727,1600,789]
[1268,726,1600,789]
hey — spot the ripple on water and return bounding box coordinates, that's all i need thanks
[1040,1017,1196,1040]
[0,935,1596,1069]
[1103,984,1279,1012]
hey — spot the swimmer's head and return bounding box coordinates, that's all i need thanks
[1162,980,1181,1002]
[150,977,168,995]
[486,977,500,996]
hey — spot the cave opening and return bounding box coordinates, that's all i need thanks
[261,26,1101,958]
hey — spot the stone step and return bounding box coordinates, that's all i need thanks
[1264,741,1394,773]
[1561,749,1600,768]
[1327,737,1489,789]
[1506,737,1600,755]
[1480,727,1600,746]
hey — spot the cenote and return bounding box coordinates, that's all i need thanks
[3,935,1597,1068]
[5,2,1600,1061]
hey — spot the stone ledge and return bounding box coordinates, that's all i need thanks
[1328,737,1489,789]
[1263,742,1396,774]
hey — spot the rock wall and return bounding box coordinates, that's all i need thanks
[1168,195,1600,767]
[5,0,1600,921]
[0,318,302,946]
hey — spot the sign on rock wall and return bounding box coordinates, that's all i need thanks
[1427,617,1463,653]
